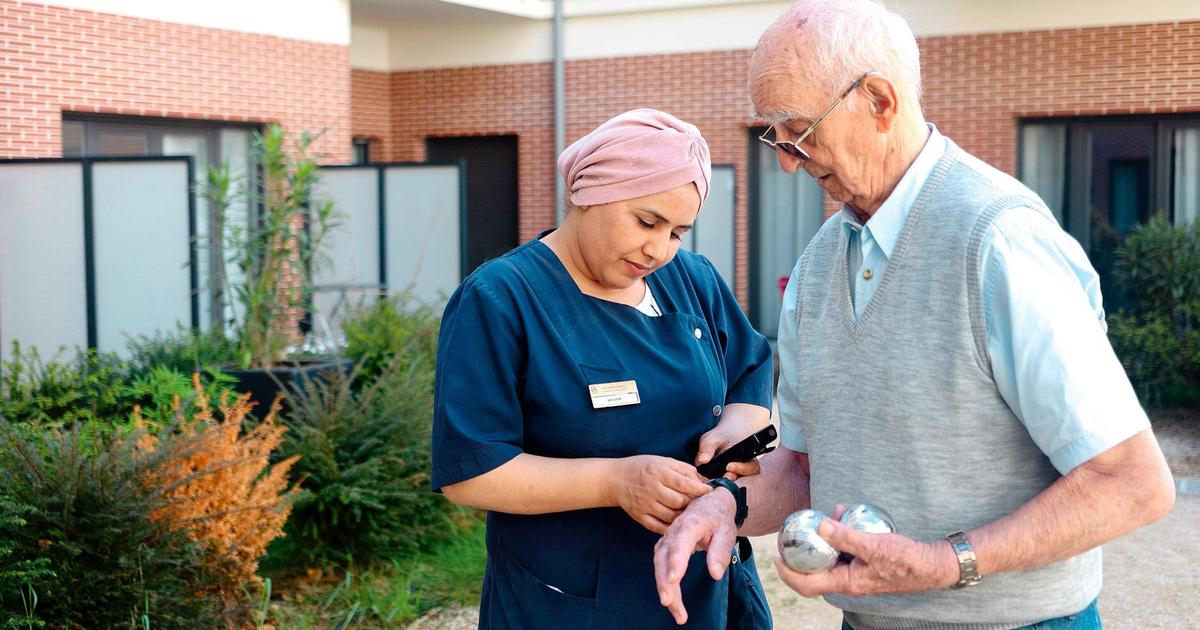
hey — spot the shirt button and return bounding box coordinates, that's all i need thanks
[863,269,874,280]
[694,328,703,339]
[712,405,723,417]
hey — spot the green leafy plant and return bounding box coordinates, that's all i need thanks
[125,327,239,377]
[203,124,337,371]
[340,297,440,384]
[0,343,130,429]
[0,493,54,630]
[0,340,236,433]
[123,365,238,428]
[1108,214,1200,407]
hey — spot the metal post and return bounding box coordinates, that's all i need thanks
[553,0,566,224]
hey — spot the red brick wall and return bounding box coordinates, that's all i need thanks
[923,21,1200,175]
[387,64,555,240]
[0,0,351,161]
[354,20,1200,304]
[351,69,391,160]
[375,54,757,297]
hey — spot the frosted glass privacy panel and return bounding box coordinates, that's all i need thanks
[0,163,88,360]
[91,160,194,355]
[313,167,382,335]
[695,165,736,289]
[384,165,462,305]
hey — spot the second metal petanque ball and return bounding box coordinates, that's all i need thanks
[839,503,896,535]
[778,504,897,573]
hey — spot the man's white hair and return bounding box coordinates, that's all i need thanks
[756,0,923,118]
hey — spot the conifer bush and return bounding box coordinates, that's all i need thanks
[136,375,301,615]
[269,345,465,569]
[0,420,222,628]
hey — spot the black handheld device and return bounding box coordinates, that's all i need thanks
[696,425,778,479]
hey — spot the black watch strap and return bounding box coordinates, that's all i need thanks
[706,477,747,528]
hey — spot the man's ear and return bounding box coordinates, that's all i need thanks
[861,75,900,132]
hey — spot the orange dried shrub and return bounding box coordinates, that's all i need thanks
[136,374,300,609]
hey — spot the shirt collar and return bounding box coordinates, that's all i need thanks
[840,123,946,258]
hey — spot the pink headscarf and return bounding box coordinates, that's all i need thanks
[557,108,712,208]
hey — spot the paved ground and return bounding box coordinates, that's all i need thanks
[410,416,1200,629]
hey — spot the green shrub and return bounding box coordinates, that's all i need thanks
[267,343,465,570]
[0,421,223,629]
[341,297,440,384]
[1,338,237,433]
[125,327,239,377]
[0,343,130,429]
[1108,214,1200,407]
[0,493,53,630]
[123,365,239,428]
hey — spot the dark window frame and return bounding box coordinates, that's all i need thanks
[352,137,374,165]
[1017,113,1200,228]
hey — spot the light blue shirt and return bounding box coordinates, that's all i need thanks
[782,124,1148,474]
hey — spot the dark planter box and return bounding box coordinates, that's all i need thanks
[223,358,353,418]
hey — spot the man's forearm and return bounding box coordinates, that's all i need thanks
[970,428,1175,577]
[738,447,812,536]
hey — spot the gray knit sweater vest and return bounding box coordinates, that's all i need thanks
[790,140,1101,629]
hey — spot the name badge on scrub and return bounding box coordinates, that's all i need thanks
[589,380,640,409]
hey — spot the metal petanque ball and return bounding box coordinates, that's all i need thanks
[778,509,839,574]
[838,503,896,534]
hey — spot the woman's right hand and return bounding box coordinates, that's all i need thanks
[612,455,712,534]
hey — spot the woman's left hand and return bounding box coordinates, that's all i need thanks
[695,404,771,480]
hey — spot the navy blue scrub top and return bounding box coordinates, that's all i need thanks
[432,232,773,629]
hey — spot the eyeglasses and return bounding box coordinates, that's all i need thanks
[758,73,869,164]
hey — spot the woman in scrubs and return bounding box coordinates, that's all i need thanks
[432,109,774,629]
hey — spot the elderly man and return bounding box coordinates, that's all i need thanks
[654,1,1176,628]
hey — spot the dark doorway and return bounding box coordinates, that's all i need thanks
[426,135,519,273]
[1078,123,1155,313]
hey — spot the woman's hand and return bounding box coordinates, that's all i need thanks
[695,404,772,480]
[613,455,711,534]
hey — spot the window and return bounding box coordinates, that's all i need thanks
[748,126,826,336]
[62,115,258,332]
[352,137,373,165]
[1019,116,1200,312]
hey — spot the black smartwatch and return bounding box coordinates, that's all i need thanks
[706,477,747,528]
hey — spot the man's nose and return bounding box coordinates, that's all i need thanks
[776,149,807,175]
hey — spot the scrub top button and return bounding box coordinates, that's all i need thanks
[712,405,723,417]
[694,328,703,339]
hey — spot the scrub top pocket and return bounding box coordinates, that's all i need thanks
[490,534,597,629]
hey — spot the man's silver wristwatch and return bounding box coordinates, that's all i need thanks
[946,531,982,589]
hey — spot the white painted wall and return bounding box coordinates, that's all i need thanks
[351,24,390,71]
[35,0,352,44]
[895,0,1200,37]
[358,0,1200,71]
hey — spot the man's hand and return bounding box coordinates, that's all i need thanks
[774,509,957,598]
[653,487,739,625]
[613,455,711,535]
